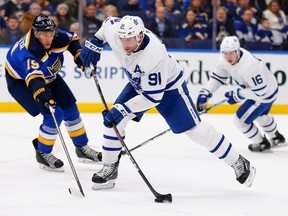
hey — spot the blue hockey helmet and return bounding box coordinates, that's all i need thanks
[32,15,56,32]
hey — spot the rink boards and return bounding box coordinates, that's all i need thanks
[0,47,287,113]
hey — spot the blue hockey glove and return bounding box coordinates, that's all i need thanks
[102,103,132,128]
[35,87,56,114]
[224,88,245,104]
[196,88,212,112]
[80,37,103,67]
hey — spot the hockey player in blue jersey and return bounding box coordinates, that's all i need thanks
[196,36,285,152]
[80,15,256,190]
[5,15,102,172]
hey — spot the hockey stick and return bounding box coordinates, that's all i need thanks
[49,106,85,198]
[90,63,172,203]
[121,98,228,155]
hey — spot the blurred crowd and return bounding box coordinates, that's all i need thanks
[1,0,288,50]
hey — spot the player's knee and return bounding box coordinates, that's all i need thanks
[233,114,246,129]
[185,121,219,148]
[256,114,269,125]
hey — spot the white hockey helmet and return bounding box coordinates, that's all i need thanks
[220,36,240,54]
[117,15,145,42]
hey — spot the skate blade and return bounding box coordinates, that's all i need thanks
[78,158,102,164]
[39,164,65,172]
[244,166,256,187]
[248,145,273,153]
[92,180,116,190]
[272,142,288,149]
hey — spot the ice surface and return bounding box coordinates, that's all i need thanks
[0,113,287,216]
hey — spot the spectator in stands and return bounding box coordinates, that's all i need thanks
[0,15,24,44]
[69,21,86,45]
[164,0,182,27]
[96,0,107,21]
[148,5,175,39]
[208,6,236,43]
[34,0,55,16]
[0,0,30,19]
[222,0,237,20]
[104,4,119,18]
[121,0,148,24]
[255,18,274,45]
[177,8,208,42]
[282,23,288,50]
[187,0,209,25]
[64,0,80,19]
[145,0,164,19]
[263,0,287,46]
[56,3,76,31]
[122,0,141,11]
[69,21,79,35]
[82,3,102,39]
[0,14,7,33]
[235,8,258,46]
[235,0,260,24]
[206,0,222,21]
[49,0,63,11]
[20,2,41,34]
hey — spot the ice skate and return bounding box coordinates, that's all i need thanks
[232,155,256,187]
[271,131,286,148]
[248,136,271,152]
[92,159,120,190]
[32,138,64,172]
[76,145,102,163]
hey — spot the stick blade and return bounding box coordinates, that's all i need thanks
[154,193,172,203]
[68,188,85,198]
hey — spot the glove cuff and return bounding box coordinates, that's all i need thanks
[85,39,103,53]
[199,88,212,98]
[114,103,132,117]
[236,88,245,100]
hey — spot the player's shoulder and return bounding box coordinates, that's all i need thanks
[145,30,166,55]
[52,29,74,47]
[102,16,121,28]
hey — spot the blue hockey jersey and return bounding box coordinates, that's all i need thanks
[5,29,82,90]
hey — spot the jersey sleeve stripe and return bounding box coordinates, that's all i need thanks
[252,85,267,92]
[210,76,226,84]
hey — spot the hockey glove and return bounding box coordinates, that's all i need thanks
[224,88,245,104]
[102,103,132,128]
[80,37,103,67]
[35,87,56,114]
[74,51,84,72]
[196,88,212,112]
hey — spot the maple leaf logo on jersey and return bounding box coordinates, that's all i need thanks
[123,67,142,91]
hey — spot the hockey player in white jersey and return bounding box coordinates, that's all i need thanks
[80,16,256,190]
[197,36,285,152]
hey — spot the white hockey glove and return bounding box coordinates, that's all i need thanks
[224,88,245,104]
[102,103,132,128]
[196,88,212,112]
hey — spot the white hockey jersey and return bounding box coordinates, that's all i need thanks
[206,48,278,103]
[95,17,183,112]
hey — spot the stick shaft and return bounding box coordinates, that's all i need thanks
[49,106,85,197]
[124,98,228,154]
[90,63,171,200]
